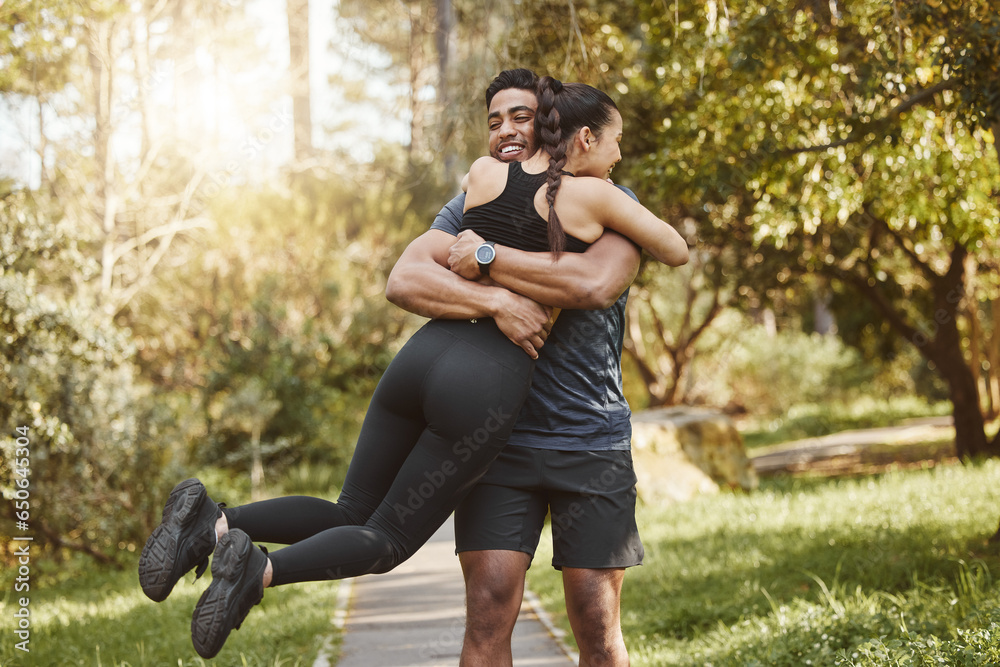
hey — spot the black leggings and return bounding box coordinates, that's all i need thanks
[222,319,534,586]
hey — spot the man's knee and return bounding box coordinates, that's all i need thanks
[461,550,530,626]
[563,568,626,646]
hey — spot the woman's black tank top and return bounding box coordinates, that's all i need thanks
[461,162,591,253]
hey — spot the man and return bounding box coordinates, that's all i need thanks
[385,68,646,666]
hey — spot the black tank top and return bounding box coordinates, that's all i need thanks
[461,162,591,253]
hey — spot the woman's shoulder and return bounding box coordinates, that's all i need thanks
[465,157,510,207]
[470,156,506,175]
[561,174,620,199]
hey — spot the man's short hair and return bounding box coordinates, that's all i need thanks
[485,68,540,110]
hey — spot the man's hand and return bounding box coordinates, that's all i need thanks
[491,290,553,360]
[449,229,488,280]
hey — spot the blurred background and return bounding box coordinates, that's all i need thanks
[1,0,998,582]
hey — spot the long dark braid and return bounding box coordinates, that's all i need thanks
[534,76,620,255]
[536,76,569,255]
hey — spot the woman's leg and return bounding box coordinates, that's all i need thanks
[190,322,532,656]
[266,329,533,584]
[222,325,441,544]
[221,401,426,544]
[141,324,436,601]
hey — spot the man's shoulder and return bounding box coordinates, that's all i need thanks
[614,183,640,203]
[430,192,466,235]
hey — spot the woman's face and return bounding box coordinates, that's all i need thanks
[579,110,623,179]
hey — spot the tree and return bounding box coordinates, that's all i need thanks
[127,159,438,479]
[0,0,328,563]
[287,0,313,161]
[332,0,516,182]
[486,0,999,455]
[597,0,999,458]
[624,250,729,408]
[904,0,1000,169]
[211,378,281,501]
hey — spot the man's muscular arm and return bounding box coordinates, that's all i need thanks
[449,229,640,310]
[385,229,552,359]
[387,229,500,320]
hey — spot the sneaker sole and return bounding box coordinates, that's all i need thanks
[191,530,264,658]
[138,478,212,602]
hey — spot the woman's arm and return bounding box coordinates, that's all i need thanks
[564,178,690,267]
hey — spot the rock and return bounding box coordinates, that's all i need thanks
[630,406,758,504]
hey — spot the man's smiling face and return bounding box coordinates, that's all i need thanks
[487,88,539,162]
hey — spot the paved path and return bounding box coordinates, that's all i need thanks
[321,517,577,667]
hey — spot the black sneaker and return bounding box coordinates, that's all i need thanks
[138,478,222,602]
[190,528,267,659]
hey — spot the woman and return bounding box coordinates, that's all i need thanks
[139,76,688,659]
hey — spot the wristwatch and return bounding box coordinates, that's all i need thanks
[475,241,496,277]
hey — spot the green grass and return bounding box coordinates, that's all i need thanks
[0,550,342,666]
[0,474,344,667]
[738,396,953,450]
[526,459,1000,666]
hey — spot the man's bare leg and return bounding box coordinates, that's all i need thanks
[563,567,629,666]
[459,550,532,667]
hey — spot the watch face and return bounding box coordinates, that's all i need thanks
[476,244,495,263]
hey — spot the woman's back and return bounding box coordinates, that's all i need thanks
[461,161,591,254]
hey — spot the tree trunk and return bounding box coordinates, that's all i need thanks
[965,254,986,413]
[435,0,457,182]
[286,0,312,161]
[37,93,50,190]
[924,247,993,459]
[935,343,991,459]
[88,18,119,312]
[989,120,1000,419]
[251,423,264,502]
[987,298,1000,419]
[992,121,1000,177]
[835,243,996,459]
[406,5,425,161]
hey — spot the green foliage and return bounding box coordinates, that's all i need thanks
[0,190,166,564]
[723,326,868,415]
[527,460,1000,666]
[3,0,457,561]
[0,0,117,95]
[672,311,873,415]
[280,461,343,497]
[503,0,1000,453]
[127,160,445,481]
[839,622,1000,667]
[904,0,1000,129]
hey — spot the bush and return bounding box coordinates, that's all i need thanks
[0,191,167,566]
[701,324,871,415]
[837,623,1000,666]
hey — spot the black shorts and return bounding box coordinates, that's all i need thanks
[454,447,643,570]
